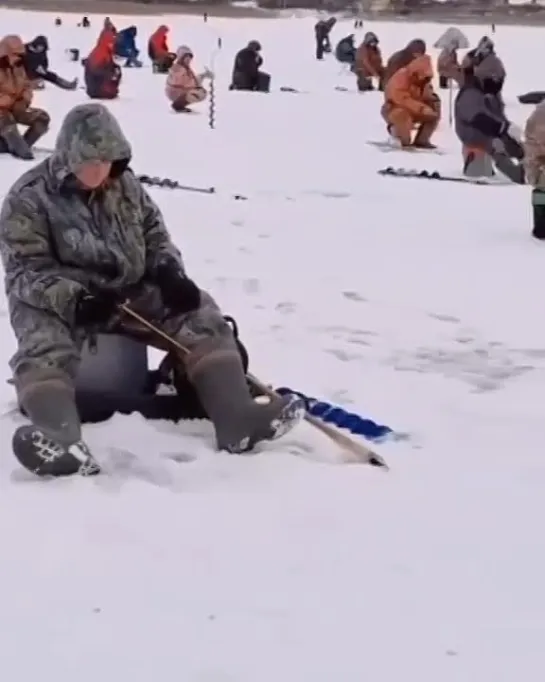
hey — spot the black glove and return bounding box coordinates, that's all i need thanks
[74,289,120,327]
[155,261,201,313]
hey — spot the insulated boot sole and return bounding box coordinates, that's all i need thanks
[12,425,100,477]
[227,394,306,454]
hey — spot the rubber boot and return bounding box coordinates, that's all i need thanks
[1,124,34,159]
[20,379,82,445]
[188,352,304,453]
[502,134,524,161]
[14,378,99,476]
[171,95,190,113]
[532,189,545,239]
[491,149,525,184]
[413,121,438,149]
[56,76,78,90]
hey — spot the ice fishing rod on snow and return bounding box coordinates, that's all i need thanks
[118,302,388,469]
[137,174,246,199]
[32,148,248,200]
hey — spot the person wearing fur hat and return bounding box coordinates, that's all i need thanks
[455,53,524,182]
[165,46,212,112]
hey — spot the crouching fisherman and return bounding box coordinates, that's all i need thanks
[0,103,304,477]
[230,41,270,93]
[114,26,142,67]
[524,101,545,238]
[455,54,524,182]
[166,45,211,112]
[148,25,175,73]
[335,34,356,67]
[0,35,50,160]
[84,30,121,99]
[382,54,440,149]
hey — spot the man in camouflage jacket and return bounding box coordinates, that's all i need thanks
[0,103,302,476]
[524,101,545,239]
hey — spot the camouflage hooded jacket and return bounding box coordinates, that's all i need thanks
[0,103,182,323]
[524,101,545,190]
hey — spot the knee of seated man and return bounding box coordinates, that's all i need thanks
[37,110,51,126]
[29,109,50,127]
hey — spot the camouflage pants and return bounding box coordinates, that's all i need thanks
[0,106,50,132]
[10,283,236,398]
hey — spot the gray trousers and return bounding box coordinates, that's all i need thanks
[10,282,236,402]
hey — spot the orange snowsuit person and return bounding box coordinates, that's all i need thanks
[148,25,175,73]
[354,32,384,92]
[382,54,440,149]
[84,30,121,99]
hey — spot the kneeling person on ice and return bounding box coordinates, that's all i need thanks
[454,54,524,182]
[523,100,545,238]
[0,103,304,477]
[148,25,175,74]
[230,41,270,93]
[354,32,384,92]
[84,30,121,100]
[166,46,211,113]
[382,54,440,149]
[0,34,50,160]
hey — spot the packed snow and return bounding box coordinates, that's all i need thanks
[0,9,544,681]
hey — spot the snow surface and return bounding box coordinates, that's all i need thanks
[0,9,544,682]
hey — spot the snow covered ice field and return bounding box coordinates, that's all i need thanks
[1,8,545,681]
